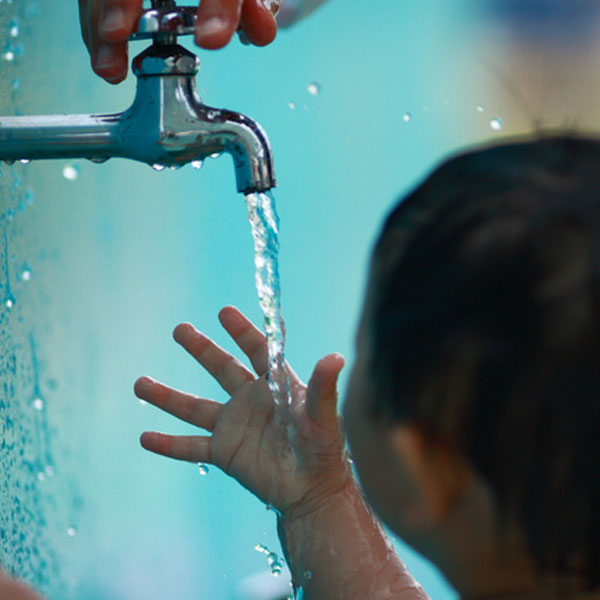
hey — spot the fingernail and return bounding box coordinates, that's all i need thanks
[101,6,126,33]
[95,45,118,70]
[196,16,228,39]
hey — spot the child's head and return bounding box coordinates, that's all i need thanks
[343,136,600,597]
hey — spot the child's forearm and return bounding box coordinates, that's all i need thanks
[277,478,430,600]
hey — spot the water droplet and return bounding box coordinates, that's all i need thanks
[11,78,19,91]
[5,159,14,165]
[45,465,55,477]
[303,571,312,580]
[151,164,165,172]
[37,472,46,481]
[25,189,34,205]
[21,268,31,281]
[88,157,109,164]
[191,160,203,170]
[3,51,15,61]
[66,527,77,537]
[477,104,485,113]
[19,159,30,165]
[210,152,221,159]
[490,117,503,131]
[198,463,209,475]
[403,112,412,122]
[32,398,43,410]
[5,298,14,309]
[307,81,321,96]
[288,102,296,110]
[9,19,19,38]
[62,163,80,181]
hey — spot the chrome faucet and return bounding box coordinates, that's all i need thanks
[0,0,276,194]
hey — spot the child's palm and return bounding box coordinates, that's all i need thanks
[136,306,349,517]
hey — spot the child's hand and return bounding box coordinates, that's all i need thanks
[135,306,351,519]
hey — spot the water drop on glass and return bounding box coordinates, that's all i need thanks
[198,463,209,475]
[490,117,503,131]
[210,152,221,159]
[5,298,14,309]
[63,163,80,181]
[88,157,109,164]
[19,159,30,165]
[67,527,77,537]
[477,104,485,113]
[32,398,43,410]
[3,51,15,61]
[307,81,321,96]
[288,102,296,110]
[45,465,55,477]
[191,160,203,170]
[37,472,46,482]
[151,163,165,172]
[21,268,31,281]
[403,112,412,122]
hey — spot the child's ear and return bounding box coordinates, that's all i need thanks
[388,424,470,526]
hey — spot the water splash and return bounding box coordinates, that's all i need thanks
[245,192,290,405]
[254,543,284,576]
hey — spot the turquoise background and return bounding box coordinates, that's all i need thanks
[0,0,533,598]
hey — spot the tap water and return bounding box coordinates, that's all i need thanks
[245,192,291,406]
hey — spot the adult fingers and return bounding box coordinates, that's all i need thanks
[140,431,211,463]
[84,0,134,83]
[134,376,221,432]
[195,0,244,49]
[305,354,345,430]
[99,0,142,42]
[240,0,278,47]
[173,322,254,396]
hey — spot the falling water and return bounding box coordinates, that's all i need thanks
[245,191,291,406]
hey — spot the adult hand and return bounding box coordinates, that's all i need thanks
[78,0,280,85]
[135,306,352,519]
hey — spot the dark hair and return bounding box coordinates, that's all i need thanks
[371,135,600,590]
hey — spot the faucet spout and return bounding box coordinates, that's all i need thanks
[0,41,276,194]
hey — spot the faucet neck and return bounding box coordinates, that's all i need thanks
[132,42,200,77]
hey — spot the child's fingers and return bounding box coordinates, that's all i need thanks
[305,354,345,430]
[134,377,221,432]
[140,431,211,463]
[218,306,268,376]
[173,322,254,395]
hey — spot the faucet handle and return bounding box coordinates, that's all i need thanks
[130,5,197,40]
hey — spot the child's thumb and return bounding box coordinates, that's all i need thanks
[305,354,345,429]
